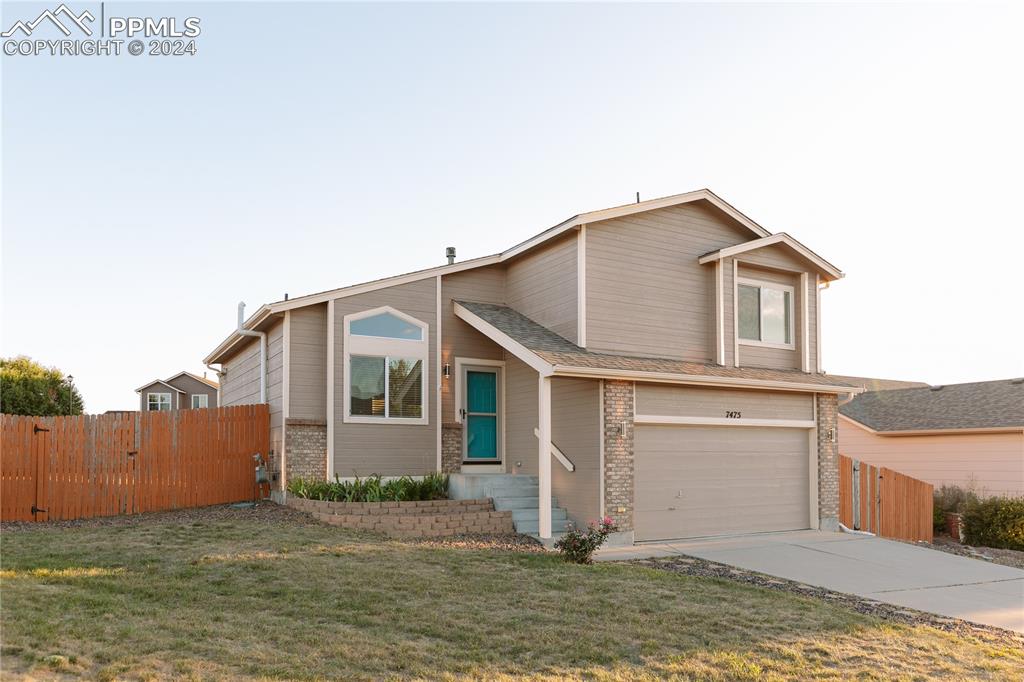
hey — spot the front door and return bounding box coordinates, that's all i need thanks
[462,367,501,464]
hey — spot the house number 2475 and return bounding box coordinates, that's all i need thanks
[725,411,742,419]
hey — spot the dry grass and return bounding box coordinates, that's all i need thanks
[1,506,1022,680]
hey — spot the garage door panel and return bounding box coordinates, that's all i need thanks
[635,425,810,541]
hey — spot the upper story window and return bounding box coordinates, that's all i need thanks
[738,279,794,348]
[191,394,209,409]
[147,393,172,411]
[343,306,429,424]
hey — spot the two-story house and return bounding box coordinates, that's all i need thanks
[204,189,859,544]
[135,372,219,411]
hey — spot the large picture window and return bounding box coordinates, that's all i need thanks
[147,393,172,411]
[738,279,794,347]
[344,306,429,424]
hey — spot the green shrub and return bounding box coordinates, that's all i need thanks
[932,484,980,532]
[960,496,1024,550]
[287,472,448,503]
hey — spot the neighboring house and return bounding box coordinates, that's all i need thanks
[135,372,219,412]
[204,189,861,543]
[826,374,929,403]
[839,379,1024,498]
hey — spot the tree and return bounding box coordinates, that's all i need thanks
[0,356,84,416]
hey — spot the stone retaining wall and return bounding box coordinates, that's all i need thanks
[287,497,514,538]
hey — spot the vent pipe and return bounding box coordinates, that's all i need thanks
[446,246,456,265]
[236,302,267,403]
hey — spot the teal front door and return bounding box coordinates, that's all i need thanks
[463,368,500,462]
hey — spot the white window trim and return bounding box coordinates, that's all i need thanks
[147,392,172,411]
[191,394,209,409]
[736,277,796,350]
[343,306,429,425]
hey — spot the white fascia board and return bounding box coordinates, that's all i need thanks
[135,379,186,394]
[203,305,276,364]
[452,303,554,377]
[269,254,502,314]
[501,189,770,261]
[551,364,863,395]
[698,233,844,280]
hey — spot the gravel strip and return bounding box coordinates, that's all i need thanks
[0,501,317,533]
[636,555,1024,648]
[912,535,1024,570]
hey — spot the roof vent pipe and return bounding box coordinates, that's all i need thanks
[446,247,456,265]
[236,301,267,403]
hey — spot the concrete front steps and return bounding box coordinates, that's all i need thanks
[449,473,571,541]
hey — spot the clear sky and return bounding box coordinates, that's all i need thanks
[2,1,1022,412]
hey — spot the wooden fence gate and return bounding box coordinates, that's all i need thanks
[838,454,934,542]
[1,405,269,522]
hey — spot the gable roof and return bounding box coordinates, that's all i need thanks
[205,189,824,364]
[697,233,844,280]
[136,372,218,394]
[825,374,930,394]
[135,379,185,394]
[454,300,861,394]
[166,371,219,389]
[839,379,1024,433]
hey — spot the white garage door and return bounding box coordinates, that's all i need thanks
[635,425,811,541]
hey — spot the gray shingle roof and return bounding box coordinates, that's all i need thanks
[824,374,929,393]
[839,379,1024,432]
[455,300,861,390]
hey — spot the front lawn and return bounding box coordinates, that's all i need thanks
[1,505,1021,680]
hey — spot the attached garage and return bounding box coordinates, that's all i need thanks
[633,384,817,542]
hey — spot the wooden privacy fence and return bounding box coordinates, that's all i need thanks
[839,454,933,542]
[1,404,270,522]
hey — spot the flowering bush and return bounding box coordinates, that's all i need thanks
[554,516,618,564]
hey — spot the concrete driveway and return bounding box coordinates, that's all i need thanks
[597,530,1024,632]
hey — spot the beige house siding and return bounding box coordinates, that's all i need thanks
[504,353,537,476]
[267,322,285,431]
[332,278,438,477]
[440,266,506,423]
[289,304,327,421]
[586,202,752,361]
[218,319,284,462]
[839,419,1024,497]
[505,234,578,344]
[551,378,601,527]
[219,319,285,408]
[636,384,814,421]
[502,353,601,526]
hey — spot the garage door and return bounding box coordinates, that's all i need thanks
[634,425,810,541]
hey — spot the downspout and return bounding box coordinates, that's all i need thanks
[236,302,267,403]
[205,363,223,407]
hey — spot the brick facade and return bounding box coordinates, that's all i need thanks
[441,423,462,474]
[816,393,840,530]
[287,497,513,538]
[285,419,328,485]
[603,380,635,531]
